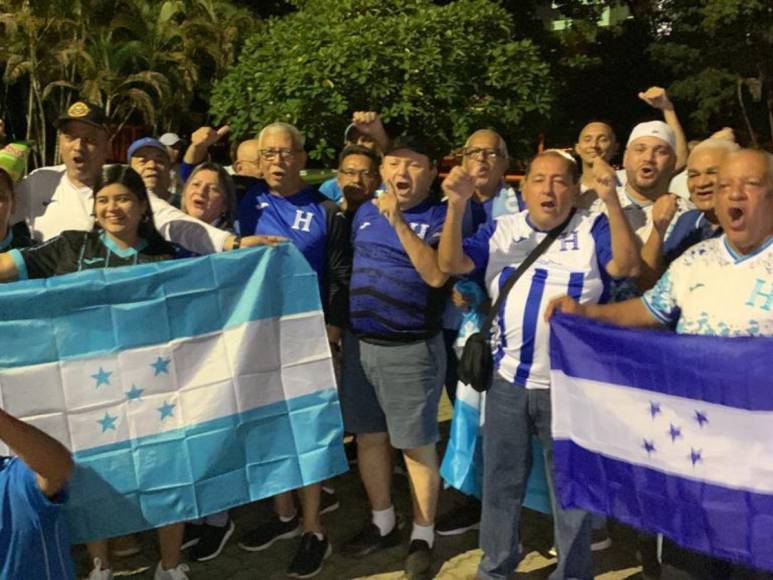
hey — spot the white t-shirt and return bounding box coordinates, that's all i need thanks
[642,235,773,337]
[463,209,615,389]
[13,165,229,254]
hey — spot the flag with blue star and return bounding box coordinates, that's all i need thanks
[549,313,773,572]
[0,245,347,546]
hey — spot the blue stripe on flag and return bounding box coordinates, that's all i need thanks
[514,268,548,386]
[0,245,321,369]
[554,439,773,571]
[549,313,773,411]
[65,388,346,544]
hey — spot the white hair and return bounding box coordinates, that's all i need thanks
[257,122,306,150]
[464,129,509,159]
[688,138,740,162]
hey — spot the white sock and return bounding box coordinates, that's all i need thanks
[410,522,435,548]
[278,510,297,523]
[371,506,396,536]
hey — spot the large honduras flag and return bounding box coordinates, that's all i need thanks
[549,313,773,571]
[0,245,347,544]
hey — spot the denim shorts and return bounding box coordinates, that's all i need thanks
[340,332,445,450]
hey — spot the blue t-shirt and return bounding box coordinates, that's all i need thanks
[238,183,333,276]
[350,197,447,343]
[0,457,75,580]
[237,181,351,328]
[663,209,722,266]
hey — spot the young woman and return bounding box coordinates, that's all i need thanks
[0,166,188,580]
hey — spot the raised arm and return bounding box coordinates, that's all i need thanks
[438,166,476,275]
[592,158,641,278]
[183,125,231,166]
[0,408,73,497]
[637,194,678,291]
[377,190,448,288]
[350,111,390,152]
[639,87,688,173]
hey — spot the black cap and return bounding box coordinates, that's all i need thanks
[386,133,436,162]
[54,101,108,130]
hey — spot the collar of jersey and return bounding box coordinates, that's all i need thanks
[624,188,653,209]
[524,212,556,233]
[100,231,148,257]
[402,197,436,214]
[722,234,773,264]
[0,229,13,251]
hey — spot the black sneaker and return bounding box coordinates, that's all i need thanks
[404,539,432,579]
[341,522,401,558]
[238,515,302,552]
[191,519,236,562]
[435,502,481,536]
[320,488,340,515]
[181,523,204,550]
[286,533,332,579]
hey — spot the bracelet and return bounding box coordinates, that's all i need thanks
[232,236,242,250]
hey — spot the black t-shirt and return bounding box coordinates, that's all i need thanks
[15,230,175,279]
[0,223,33,252]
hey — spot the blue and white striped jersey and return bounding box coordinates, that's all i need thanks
[463,209,615,389]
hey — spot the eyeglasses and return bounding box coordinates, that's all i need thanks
[462,147,505,161]
[260,148,300,160]
[339,168,377,179]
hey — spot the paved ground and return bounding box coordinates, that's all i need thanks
[74,395,646,579]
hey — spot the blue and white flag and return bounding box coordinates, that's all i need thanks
[0,245,347,544]
[550,313,773,571]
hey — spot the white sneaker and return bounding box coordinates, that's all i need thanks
[86,558,113,580]
[154,562,190,580]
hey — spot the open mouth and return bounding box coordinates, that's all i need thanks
[541,200,557,210]
[269,169,286,180]
[727,207,745,228]
[191,198,207,210]
[394,180,411,193]
[72,154,86,166]
[638,166,656,179]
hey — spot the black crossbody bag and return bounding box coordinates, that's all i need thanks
[457,209,577,392]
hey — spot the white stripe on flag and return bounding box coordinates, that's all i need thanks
[551,370,773,494]
[0,311,333,455]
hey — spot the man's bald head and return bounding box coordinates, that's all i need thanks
[234,138,262,177]
[461,129,509,198]
[575,122,617,169]
[715,148,773,254]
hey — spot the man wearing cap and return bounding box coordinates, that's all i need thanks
[159,132,184,198]
[12,101,260,254]
[339,134,447,578]
[319,111,390,203]
[128,137,178,206]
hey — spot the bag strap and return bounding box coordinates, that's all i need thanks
[481,208,577,335]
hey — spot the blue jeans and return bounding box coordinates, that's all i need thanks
[477,377,592,580]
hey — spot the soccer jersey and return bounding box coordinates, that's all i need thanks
[9,230,175,279]
[662,209,722,266]
[237,181,351,328]
[642,235,773,337]
[463,210,615,388]
[0,457,75,580]
[350,197,447,343]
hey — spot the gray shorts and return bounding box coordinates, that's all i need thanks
[341,331,445,450]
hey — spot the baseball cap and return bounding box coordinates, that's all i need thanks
[0,142,29,182]
[626,121,676,151]
[54,101,108,130]
[386,134,436,162]
[127,137,168,162]
[159,132,182,147]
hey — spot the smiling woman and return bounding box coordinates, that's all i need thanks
[0,166,176,282]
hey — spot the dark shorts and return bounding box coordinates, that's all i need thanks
[339,331,446,450]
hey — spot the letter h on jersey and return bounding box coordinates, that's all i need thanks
[745,279,773,312]
[292,210,314,232]
[559,230,580,252]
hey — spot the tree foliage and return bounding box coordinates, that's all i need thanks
[211,0,553,162]
[0,0,259,166]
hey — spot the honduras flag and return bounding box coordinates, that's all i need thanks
[0,245,347,544]
[549,313,773,571]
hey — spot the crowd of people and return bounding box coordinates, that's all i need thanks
[0,85,771,580]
